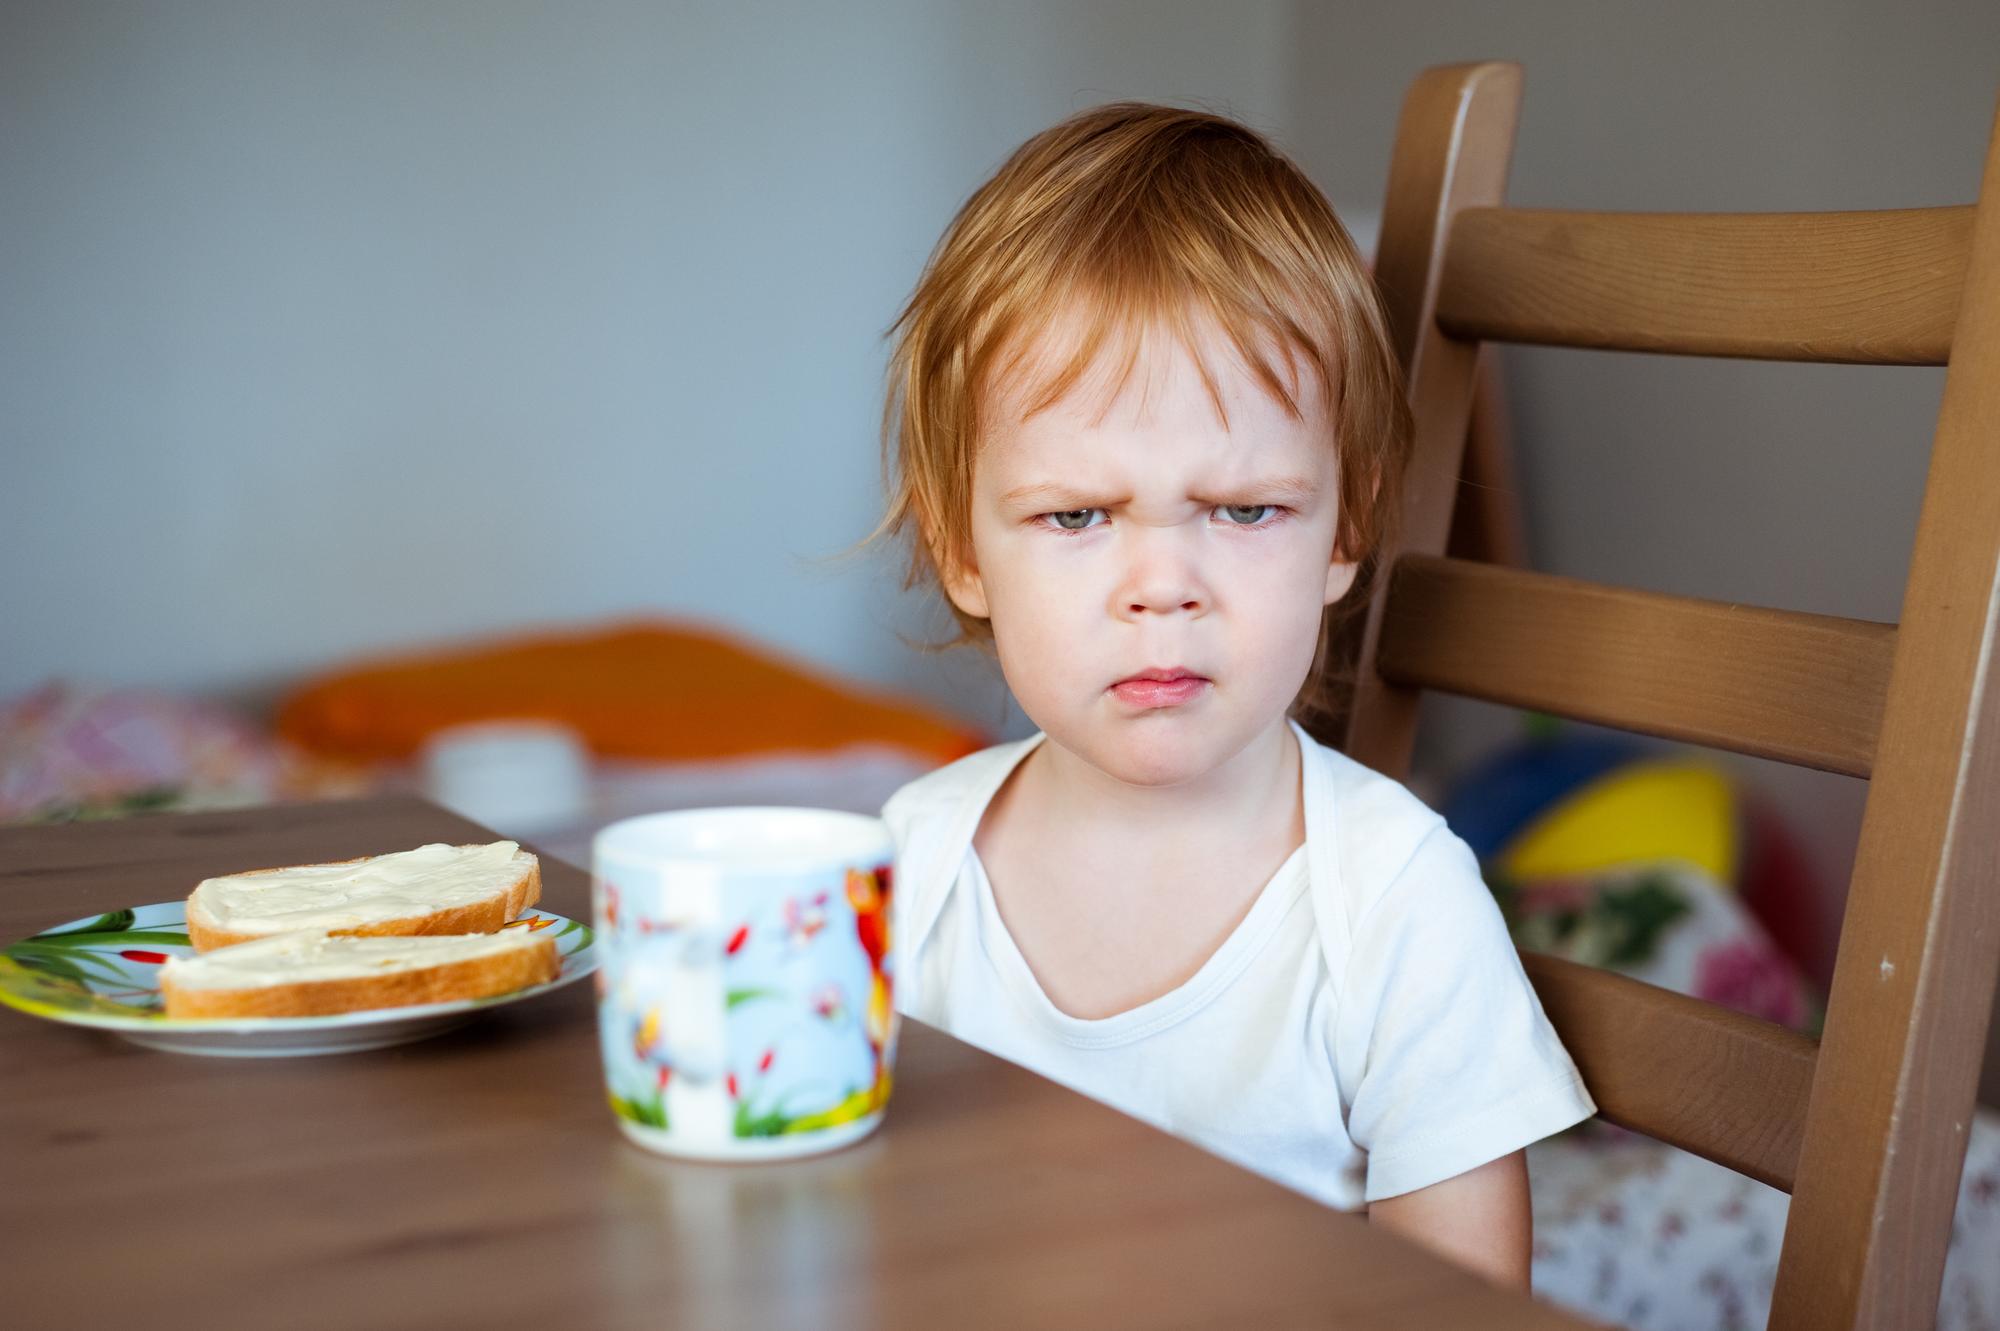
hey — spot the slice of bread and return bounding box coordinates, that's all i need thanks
[159,927,561,1019]
[185,841,540,952]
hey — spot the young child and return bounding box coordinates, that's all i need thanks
[870,102,1594,1289]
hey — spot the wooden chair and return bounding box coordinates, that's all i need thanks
[1314,61,2000,1330]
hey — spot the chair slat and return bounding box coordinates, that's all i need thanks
[1436,206,1974,364]
[1521,952,1818,1192]
[1374,555,1896,777]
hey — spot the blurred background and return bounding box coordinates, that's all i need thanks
[6,1,2000,1060]
[8,4,2000,1313]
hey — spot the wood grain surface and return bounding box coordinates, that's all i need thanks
[1334,59,1524,777]
[1519,953,1817,1192]
[0,797,1590,1331]
[1375,553,1897,778]
[1436,206,1973,364]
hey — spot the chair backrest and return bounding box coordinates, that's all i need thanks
[1318,61,2000,1330]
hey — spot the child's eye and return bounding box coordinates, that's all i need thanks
[1042,509,1106,533]
[1214,503,1281,527]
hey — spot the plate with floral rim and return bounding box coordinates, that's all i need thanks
[0,903,596,1057]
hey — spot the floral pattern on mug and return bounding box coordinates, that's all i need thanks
[598,853,896,1141]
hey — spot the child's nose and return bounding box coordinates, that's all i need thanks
[1125,590,1204,617]
[1116,542,1207,618]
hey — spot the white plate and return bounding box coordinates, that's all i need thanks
[0,902,597,1057]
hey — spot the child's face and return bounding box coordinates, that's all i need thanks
[944,313,1358,788]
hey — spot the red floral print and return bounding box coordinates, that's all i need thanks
[1693,938,1807,1029]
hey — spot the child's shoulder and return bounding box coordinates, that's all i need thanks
[1308,733,1443,834]
[1298,726,1463,921]
[881,734,1040,834]
[879,736,1042,961]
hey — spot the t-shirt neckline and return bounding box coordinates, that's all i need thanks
[955,726,1314,1050]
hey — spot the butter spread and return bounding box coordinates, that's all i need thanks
[161,928,547,990]
[191,841,525,933]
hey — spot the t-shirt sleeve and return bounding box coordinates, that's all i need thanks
[1333,821,1597,1204]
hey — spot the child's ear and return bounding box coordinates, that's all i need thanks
[937,540,991,620]
[1324,508,1368,605]
[1323,464,1382,606]
[1323,549,1360,607]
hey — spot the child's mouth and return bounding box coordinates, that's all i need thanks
[1108,671,1209,709]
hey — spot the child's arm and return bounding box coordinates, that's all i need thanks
[1366,1148,1531,1291]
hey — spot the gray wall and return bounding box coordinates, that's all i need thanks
[0,0,1297,733]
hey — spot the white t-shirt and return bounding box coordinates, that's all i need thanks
[881,717,1596,1211]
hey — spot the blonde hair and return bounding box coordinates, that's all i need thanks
[870,101,1411,723]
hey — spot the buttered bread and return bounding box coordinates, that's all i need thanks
[160,927,560,1018]
[184,841,541,952]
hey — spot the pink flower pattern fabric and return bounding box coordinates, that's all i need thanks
[1512,858,2000,1328]
[0,681,354,821]
[1691,937,1807,1031]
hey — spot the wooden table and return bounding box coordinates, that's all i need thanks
[0,797,1591,1330]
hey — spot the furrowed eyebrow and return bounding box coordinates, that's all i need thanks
[997,482,1115,511]
[996,475,1321,510]
[1194,474,1320,507]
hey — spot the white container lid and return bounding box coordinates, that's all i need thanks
[419,720,590,836]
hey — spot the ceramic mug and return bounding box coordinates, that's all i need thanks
[592,807,896,1160]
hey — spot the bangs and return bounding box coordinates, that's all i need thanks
[967,143,1351,439]
[981,274,1336,439]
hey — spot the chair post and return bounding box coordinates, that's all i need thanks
[1770,98,2000,1330]
[1324,61,1521,778]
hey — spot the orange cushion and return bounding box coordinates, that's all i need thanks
[275,620,987,768]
